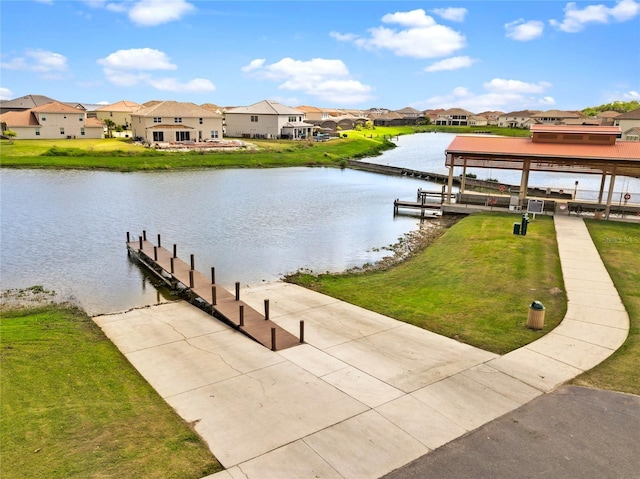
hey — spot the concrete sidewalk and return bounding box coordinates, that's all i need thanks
[93,215,630,479]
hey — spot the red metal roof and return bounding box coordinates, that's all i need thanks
[530,124,621,135]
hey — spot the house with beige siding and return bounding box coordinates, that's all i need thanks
[530,109,584,124]
[434,108,474,126]
[0,100,104,139]
[225,100,313,139]
[95,100,141,129]
[130,101,223,143]
[614,108,640,140]
[497,110,540,128]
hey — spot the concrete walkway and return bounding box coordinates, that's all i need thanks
[93,215,630,479]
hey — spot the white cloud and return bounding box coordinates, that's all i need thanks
[0,49,68,79]
[431,7,467,22]
[623,90,640,99]
[98,48,177,71]
[147,77,215,92]
[243,57,373,104]
[98,47,214,93]
[484,78,551,94]
[415,78,553,111]
[505,19,544,41]
[334,9,466,59]
[550,0,640,32]
[128,0,196,26]
[0,87,14,100]
[425,56,476,72]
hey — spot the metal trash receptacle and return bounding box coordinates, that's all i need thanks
[527,301,545,330]
[513,223,521,235]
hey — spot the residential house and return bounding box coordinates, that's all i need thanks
[0,94,57,114]
[0,100,104,139]
[497,110,540,128]
[372,111,405,127]
[225,100,313,139]
[434,108,474,126]
[95,100,142,129]
[395,107,422,125]
[130,100,223,143]
[530,109,583,125]
[476,111,504,126]
[468,115,489,127]
[422,109,444,124]
[614,108,640,140]
[594,111,620,126]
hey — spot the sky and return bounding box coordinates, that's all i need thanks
[1,0,639,113]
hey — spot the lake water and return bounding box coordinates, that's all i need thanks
[2,132,638,314]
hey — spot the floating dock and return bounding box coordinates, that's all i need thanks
[126,232,301,351]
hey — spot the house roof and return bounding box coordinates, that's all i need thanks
[500,110,540,117]
[96,100,141,112]
[86,117,106,128]
[226,100,302,115]
[439,108,475,116]
[32,101,85,114]
[0,94,57,110]
[445,135,640,178]
[595,111,621,118]
[133,101,221,118]
[200,103,223,114]
[0,110,39,126]
[395,107,421,114]
[615,107,640,120]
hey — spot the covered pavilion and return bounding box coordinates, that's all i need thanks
[444,125,640,220]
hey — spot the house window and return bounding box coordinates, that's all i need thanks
[79,115,83,121]
[211,130,219,138]
[153,131,164,142]
[251,115,258,122]
[110,112,113,117]
[41,115,46,121]
[60,128,65,135]
[288,116,297,122]
[176,131,190,141]
[81,128,85,136]
[174,117,182,123]
[199,118,203,124]
[35,129,40,136]
[153,117,162,123]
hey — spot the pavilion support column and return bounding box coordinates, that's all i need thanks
[598,173,607,204]
[519,160,531,208]
[446,164,455,204]
[460,159,467,193]
[604,166,617,221]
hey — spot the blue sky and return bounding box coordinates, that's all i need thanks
[1,0,639,112]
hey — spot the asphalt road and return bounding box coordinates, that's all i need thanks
[383,386,640,479]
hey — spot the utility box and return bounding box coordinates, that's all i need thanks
[513,223,521,235]
[527,301,545,330]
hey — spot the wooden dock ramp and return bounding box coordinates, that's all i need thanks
[126,233,300,351]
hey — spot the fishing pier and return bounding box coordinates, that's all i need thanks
[126,232,302,351]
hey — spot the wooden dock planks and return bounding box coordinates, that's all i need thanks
[127,238,300,351]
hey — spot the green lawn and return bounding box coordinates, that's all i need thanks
[0,304,222,479]
[287,212,566,354]
[572,220,640,394]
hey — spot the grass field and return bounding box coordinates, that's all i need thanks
[0,304,222,479]
[287,212,567,355]
[572,220,640,395]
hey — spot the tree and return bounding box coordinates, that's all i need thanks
[4,129,17,144]
[103,119,116,138]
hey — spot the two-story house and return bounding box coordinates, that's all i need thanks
[497,110,540,128]
[95,100,142,130]
[130,101,223,143]
[0,100,104,139]
[434,108,474,126]
[614,107,640,141]
[225,100,313,139]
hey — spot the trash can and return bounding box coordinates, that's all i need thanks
[527,301,545,330]
[594,210,603,220]
[513,223,521,235]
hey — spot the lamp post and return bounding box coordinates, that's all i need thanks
[574,181,579,199]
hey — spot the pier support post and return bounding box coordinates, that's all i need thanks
[139,236,143,250]
[264,299,270,320]
[239,305,244,327]
[235,282,240,301]
[143,230,147,241]
[190,254,195,271]
[170,257,174,274]
[189,270,194,288]
[211,267,216,285]
[300,320,305,343]
[157,234,161,248]
[173,244,177,258]
[211,285,217,305]
[271,327,276,351]
[127,232,130,243]
[153,246,158,261]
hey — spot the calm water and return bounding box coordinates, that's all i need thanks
[1,166,433,314]
[2,132,638,314]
